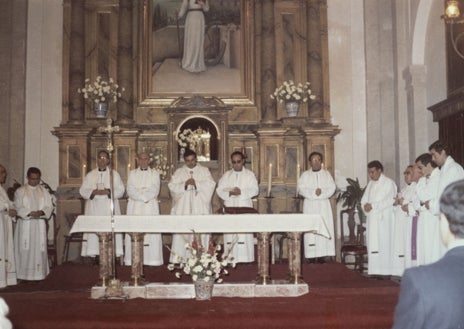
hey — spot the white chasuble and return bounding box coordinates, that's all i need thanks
[14,184,53,280]
[168,164,216,263]
[0,186,17,287]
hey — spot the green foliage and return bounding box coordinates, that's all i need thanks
[336,177,366,222]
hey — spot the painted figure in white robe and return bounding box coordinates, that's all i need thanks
[124,152,163,266]
[428,140,464,216]
[79,150,125,258]
[168,149,215,263]
[217,151,259,263]
[392,165,421,275]
[361,160,397,276]
[297,152,336,260]
[415,153,442,265]
[178,0,209,73]
[14,167,53,281]
[0,165,17,288]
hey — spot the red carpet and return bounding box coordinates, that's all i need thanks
[0,262,399,329]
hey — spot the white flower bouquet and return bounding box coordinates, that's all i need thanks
[270,80,316,103]
[175,128,203,148]
[153,153,170,180]
[167,235,235,283]
[77,76,124,104]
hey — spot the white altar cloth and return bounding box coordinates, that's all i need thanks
[70,214,330,237]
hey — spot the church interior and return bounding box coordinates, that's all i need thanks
[1,0,464,328]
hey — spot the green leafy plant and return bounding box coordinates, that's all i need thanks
[336,177,366,222]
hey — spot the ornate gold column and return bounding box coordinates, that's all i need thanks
[129,233,145,286]
[97,233,111,286]
[117,0,134,125]
[288,232,303,284]
[256,232,271,284]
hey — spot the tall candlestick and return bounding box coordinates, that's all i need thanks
[267,163,272,197]
[296,163,300,197]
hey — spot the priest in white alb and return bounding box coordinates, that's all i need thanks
[79,150,125,259]
[14,167,53,281]
[0,164,17,287]
[168,149,216,263]
[216,151,259,263]
[361,160,397,276]
[297,152,336,261]
[124,152,163,266]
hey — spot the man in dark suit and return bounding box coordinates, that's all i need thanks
[392,179,464,329]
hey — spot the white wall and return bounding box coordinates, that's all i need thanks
[25,0,62,188]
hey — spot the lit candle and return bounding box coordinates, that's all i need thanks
[127,163,131,172]
[267,163,272,197]
[296,163,300,197]
[82,164,86,179]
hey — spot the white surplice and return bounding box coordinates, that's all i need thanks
[168,163,215,263]
[79,167,125,257]
[297,168,336,258]
[178,0,209,73]
[416,168,443,265]
[124,168,163,266]
[361,173,397,275]
[0,186,17,287]
[216,167,259,263]
[14,184,53,280]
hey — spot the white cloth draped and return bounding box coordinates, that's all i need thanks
[79,168,125,257]
[14,184,53,280]
[124,168,163,266]
[0,186,17,287]
[216,168,259,263]
[168,164,215,263]
[361,174,397,275]
[298,169,336,258]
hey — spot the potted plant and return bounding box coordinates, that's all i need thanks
[270,80,316,117]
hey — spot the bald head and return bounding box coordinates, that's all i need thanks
[137,152,151,170]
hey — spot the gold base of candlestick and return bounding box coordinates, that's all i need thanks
[256,275,271,285]
[102,279,128,300]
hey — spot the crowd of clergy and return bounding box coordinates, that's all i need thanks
[1,139,463,289]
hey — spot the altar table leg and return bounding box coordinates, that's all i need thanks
[288,232,303,284]
[97,233,111,287]
[129,233,145,286]
[256,232,271,285]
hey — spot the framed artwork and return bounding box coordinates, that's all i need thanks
[138,0,255,106]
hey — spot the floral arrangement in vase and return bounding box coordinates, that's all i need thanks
[270,80,316,104]
[175,128,204,149]
[77,76,124,104]
[167,234,235,283]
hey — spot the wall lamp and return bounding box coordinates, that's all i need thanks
[443,0,464,59]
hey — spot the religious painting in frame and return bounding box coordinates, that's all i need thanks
[138,0,254,106]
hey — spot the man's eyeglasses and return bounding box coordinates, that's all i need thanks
[98,156,109,160]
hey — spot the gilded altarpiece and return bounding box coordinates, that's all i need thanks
[54,0,340,263]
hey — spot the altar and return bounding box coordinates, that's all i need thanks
[70,213,329,299]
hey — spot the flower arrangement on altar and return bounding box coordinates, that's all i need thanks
[167,234,235,283]
[270,80,316,104]
[175,128,204,149]
[77,76,124,104]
